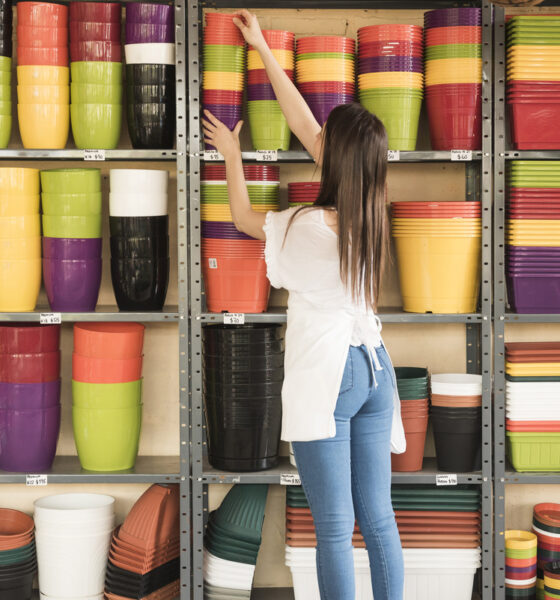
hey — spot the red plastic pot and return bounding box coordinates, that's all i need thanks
[17,45,69,66]
[358,40,423,57]
[425,26,481,45]
[358,25,422,43]
[17,25,68,47]
[426,91,482,150]
[250,30,294,52]
[203,32,244,46]
[0,324,60,354]
[69,21,122,42]
[203,90,243,106]
[70,40,121,62]
[508,100,560,150]
[247,69,293,84]
[0,351,60,383]
[69,2,121,23]
[17,2,68,27]
[391,414,428,472]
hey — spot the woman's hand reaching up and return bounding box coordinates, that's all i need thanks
[202,110,243,160]
[232,9,266,51]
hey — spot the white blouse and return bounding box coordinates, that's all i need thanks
[263,206,406,452]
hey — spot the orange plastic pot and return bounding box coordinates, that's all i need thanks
[72,352,143,383]
[392,414,428,472]
[16,25,68,47]
[431,394,482,407]
[73,323,145,359]
[17,2,68,27]
[17,46,68,67]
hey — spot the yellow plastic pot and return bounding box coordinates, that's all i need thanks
[0,258,41,311]
[17,84,69,105]
[506,361,560,375]
[17,65,69,86]
[0,194,39,216]
[17,103,69,149]
[0,168,39,194]
[393,234,481,313]
[0,215,40,238]
[392,218,481,226]
[203,71,244,91]
[0,236,40,260]
[201,204,275,221]
[248,49,294,70]
[359,72,423,89]
[505,530,537,550]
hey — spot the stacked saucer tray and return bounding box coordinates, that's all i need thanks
[201,164,279,313]
[357,25,423,151]
[69,1,122,149]
[286,485,481,600]
[203,484,268,599]
[533,503,560,600]
[505,530,537,600]
[424,7,482,150]
[288,181,320,208]
[125,3,175,149]
[506,161,560,313]
[391,201,482,313]
[0,0,11,148]
[505,342,560,472]
[295,36,355,126]
[247,30,294,151]
[72,322,144,472]
[506,15,560,149]
[17,1,69,149]
[105,484,180,600]
[0,168,41,311]
[203,13,245,150]
[41,168,102,312]
[0,323,61,472]
[0,508,36,600]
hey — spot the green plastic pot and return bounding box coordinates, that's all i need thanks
[297,52,353,61]
[70,103,122,150]
[0,84,11,102]
[508,432,560,472]
[0,115,11,149]
[70,61,123,85]
[0,101,12,116]
[71,82,122,104]
[203,45,246,58]
[42,214,102,238]
[72,379,142,409]
[40,168,101,193]
[249,112,291,151]
[73,404,142,471]
[203,60,245,73]
[0,71,10,85]
[506,547,539,559]
[0,57,11,73]
[426,44,481,59]
[41,191,102,216]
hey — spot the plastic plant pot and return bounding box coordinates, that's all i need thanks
[126,100,175,150]
[69,1,120,22]
[71,82,122,104]
[43,257,101,312]
[70,40,121,63]
[125,83,174,103]
[0,380,60,410]
[17,45,68,67]
[110,235,169,260]
[110,169,168,195]
[72,353,143,384]
[17,103,69,150]
[70,61,122,85]
[16,24,66,47]
[125,63,175,85]
[125,23,174,44]
[42,237,101,261]
[69,21,121,42]
[431,414,481,472]
[0,235,41,260]
[73,322,145,359]
[0,350,60,384]
[126,3,174,26]
[41,191,102,217]
[42,214,102,239]
[17,84,68,105]
[110,257,169,311]
[0,322,59,354]
[70,103,121,150]
[125,43,175,65]
[72,379,142,409]
[40,167,101,193]
[109,215,168,238]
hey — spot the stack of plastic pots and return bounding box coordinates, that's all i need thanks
[72,322,144,472]
[69,2,122,150]
[201,164,279,313]
[41,168,102,311]
[0,509,36,600]
[534,504,560,599]
[296,36,355,126]
[288,181,320,207]
[203,485,268,597]
[109,169,169,311]
[0,323,61,472]
[506,161,560,313]
[505,530,537,599]
[0,168,41,311]
[203,13,245,149]
[34,493,115,600]
[506,16,560,150]
[105,484,180,600]
[203,325,283,471]
[0,0,12,148]
[247,30,294,150]
[125,3,175,149]
[430,374,482,472]
[391,201,482,313]
[357,25,423,150]
[505,342,560,472]
[16,1,69,149]
[391,367,429,473]
[424,8,482,150]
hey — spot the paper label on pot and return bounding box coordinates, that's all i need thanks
[208,258,218,269]
[223,313,245,325]
[255,150,278,162]
[40,313,62,325]
[83,149,106,161]
[203,151,224,161]
[451,150,472,162]
[26,474,47,486]
[436,474,458,486]
[280,473,301,486]
[387,150,400,162]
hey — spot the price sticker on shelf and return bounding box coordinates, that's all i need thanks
[387,150,400,162]
[436,474,458,486]
[451,150,473,162]
[40,313,62,325]
[208,258,218,269]
[83,149,106,161]
[26,474,48,487]
[203,150,224,161]
[255,150,278,162]
[223,313,245,325]
[280,473,301,486]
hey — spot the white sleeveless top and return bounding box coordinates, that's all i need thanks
[263,206,406,451]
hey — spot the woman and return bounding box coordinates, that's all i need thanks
[202,10,405,600]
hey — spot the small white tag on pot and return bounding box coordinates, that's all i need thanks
[223,313,245,325]
[280,473,301,486]
[450,150,472,162]
[26,474,48,486]
[83,149,105,161]
[203,151,224,161]
[436,474,458,486]
[387,150,400,162]
[40,313,61,325]
[208,258,218,269]
[255,150,278,162]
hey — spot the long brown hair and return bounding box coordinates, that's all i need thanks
[288,103,389,310]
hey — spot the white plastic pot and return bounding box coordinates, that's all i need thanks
[110,169,168,196]
[109,192,168,217]
[34,493,115,523]
[124,43,175,65]
[431,374,482,396]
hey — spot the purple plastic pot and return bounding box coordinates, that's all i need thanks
[43,257,102,312]
[358,56,423,72]
[424,8,481,29]
[247,83,277,100]
[202,104,242,131]
[42,237,102,260]
[507,247,560,256]
[125,3,174,27]
[125,22,174,44]
[507,272,560,314]
[202,221,257,241]
[0,405,60,472]
[0,380,61,409]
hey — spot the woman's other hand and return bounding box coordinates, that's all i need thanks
[202,110,243,160]
[233,9,266,51]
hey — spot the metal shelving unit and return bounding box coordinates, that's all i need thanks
[0,306,180,322]
[188,2,493,599]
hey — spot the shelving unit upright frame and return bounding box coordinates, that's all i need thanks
[188,1,493,599]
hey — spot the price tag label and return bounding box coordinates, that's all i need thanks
[26,474,48,487]
[255,150,278,162]
[451,150,473,162]
[40,313,62,325]
[203,150,224,161]
[83,149,106,161]
[280,473,301,486]
[223,313,245,325]
[436,474,458,486]
[208,258,218,269]
[387,150,400,162]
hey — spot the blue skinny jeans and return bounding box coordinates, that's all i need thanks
[292,344,404,600]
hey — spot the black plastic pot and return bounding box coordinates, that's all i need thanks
[203,366,284,386]
[203,323,282,343]
[109,215,168,238]
[126,63,175,85]
[110,234,169,260]
[203,351,284,371]
[126,83,175,103]
[431,414,481,472]
[110,256,169,311]
[105,557,179,596]
[0,570,35,600]
[126,100,176,149]
[203,379,283,398]
[203,337,284,356]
